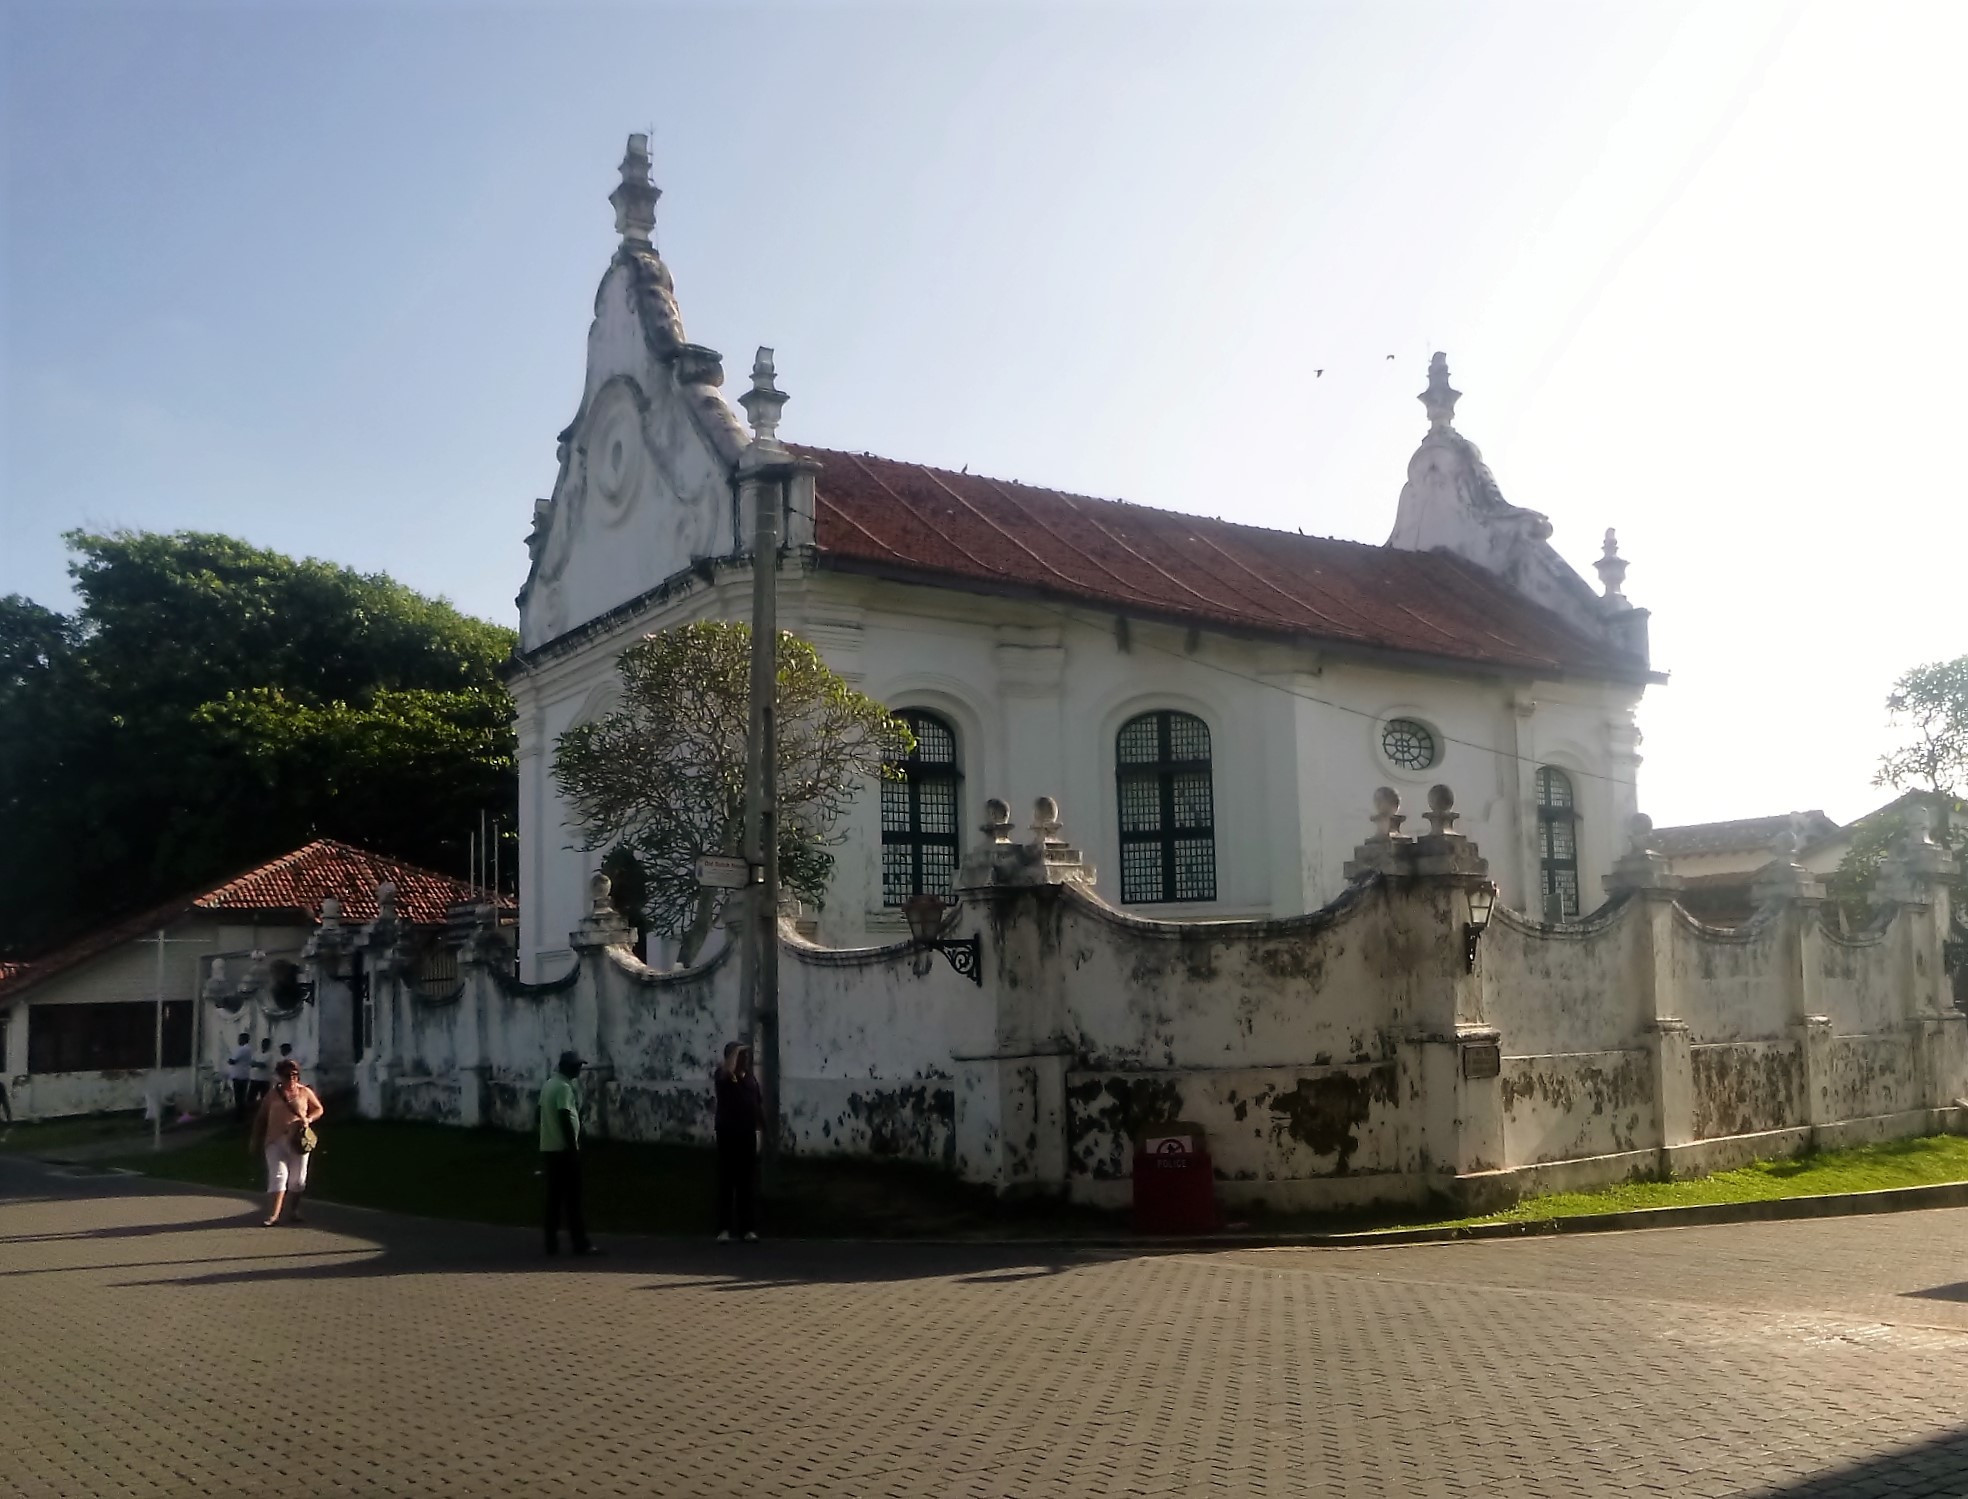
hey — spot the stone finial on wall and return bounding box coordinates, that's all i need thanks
[1347,784,1485,881]
[1605,812,1682,895]
[1751,825,1826,906]
[1410,784,1488,878]
[738,347,788,448]
[1422,784,1459,838]
[1346,788,1413,881]
[980,798,1014,844]
[1594,529,1630,606]
[1369,786,1406,841]
[1030,796,1064,847]
[573,870,634,951]
[1876,799,1957,905]
[375,881,398,923]
[1421,353,1460,430]
[610,132,660,247]
[958,796,1095,889]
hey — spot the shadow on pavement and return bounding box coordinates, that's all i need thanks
[0,1153,1132,1291]
[105,1223,1107,1292]
[1744,1424,1968,1496]
[1904,1281,1968,1303]
[0,1209,258,1245]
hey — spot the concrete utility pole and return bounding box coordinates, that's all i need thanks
[146,928,212,1152]
[737,347,798,1167]
[749,476,782,1164]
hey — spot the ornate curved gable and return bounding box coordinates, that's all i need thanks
[518,135,749,652]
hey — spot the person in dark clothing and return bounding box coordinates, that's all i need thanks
[226,1033,254,1121]
[247,1038,273,1107]
[713,1042,763,1242]
[538,1050,597,1257]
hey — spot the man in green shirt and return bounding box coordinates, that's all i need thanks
[538,1050,596,1256]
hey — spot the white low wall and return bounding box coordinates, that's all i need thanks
[302,823,1964,1215]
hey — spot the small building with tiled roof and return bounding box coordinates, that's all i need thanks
[1647,794,1958,926]
[507,137,1663,971]
[0,840,499,1123]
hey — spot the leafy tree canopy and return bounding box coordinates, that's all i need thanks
[1824,791,1968,929]
[1876,654,1968,804]
[0,530,516,958]
[1827,656,1968,944]
[554,621,903,966]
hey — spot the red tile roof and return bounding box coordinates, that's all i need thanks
[798,445,1649,681]
[197,839,496,926]
[0,840,506,1003]
[1650,812,1842,858]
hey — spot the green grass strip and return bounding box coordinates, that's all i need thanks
[10,1112,1966,1241]
[1422,1133,1968,1231]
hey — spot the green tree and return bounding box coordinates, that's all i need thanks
[1824,792,1968,926]
[1827,656,1968,933]
[553,621,902,966]
[0,530,516,957]
[1876,655,1968,820]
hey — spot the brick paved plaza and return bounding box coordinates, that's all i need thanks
[5,1157,1968,1498]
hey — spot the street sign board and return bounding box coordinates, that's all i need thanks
[695,855,754,890]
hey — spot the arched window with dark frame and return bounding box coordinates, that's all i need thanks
[881,709,962,907]
[1536,766,1580,919]
[1117,710,1216,904]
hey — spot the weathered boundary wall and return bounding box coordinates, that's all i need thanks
[303,806,1966,1214]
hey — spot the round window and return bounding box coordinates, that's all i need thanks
[1381,718,1438,771]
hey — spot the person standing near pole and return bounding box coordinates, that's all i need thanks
[538,1050,597,1257]
[713,1041,763,1242]
[226,1032,254,1121]
[248,1037,273,1107]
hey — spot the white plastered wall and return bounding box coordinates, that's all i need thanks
[511,561,1646,969]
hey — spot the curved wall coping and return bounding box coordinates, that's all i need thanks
[1818,910,1898,950]
[1491,891,1632,941]
[1670,902,1777,945]
[484,963,583,1000]
[1057,874,1381,942]
[603,932,736,989]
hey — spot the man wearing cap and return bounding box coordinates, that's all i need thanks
[538,1050,597,1257]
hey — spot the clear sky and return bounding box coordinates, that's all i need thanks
[3,1,1962,828]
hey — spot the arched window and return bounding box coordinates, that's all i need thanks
[1117,710,1216,904]
[1536,766,1580,919]
[882,710,962,907]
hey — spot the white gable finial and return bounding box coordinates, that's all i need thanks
[738,346,788,446]
[1421,352,1460,430]
[1594,528,1629,601]
[610,133,659,247]
[1370,786,1406,840]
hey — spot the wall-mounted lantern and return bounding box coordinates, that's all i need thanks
[1464,882,1497,972]
[902,894,982,986]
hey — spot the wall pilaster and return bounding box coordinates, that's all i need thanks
[1601,815,1688,1153]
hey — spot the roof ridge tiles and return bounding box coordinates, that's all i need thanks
[790,441,1645,682]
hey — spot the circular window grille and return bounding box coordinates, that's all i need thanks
[1381,718,1437,770]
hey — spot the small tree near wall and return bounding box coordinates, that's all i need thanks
[553,621,904,966]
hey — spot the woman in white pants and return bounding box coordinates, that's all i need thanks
[249,1058,323,1226]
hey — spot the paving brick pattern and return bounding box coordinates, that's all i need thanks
[4,1160,1968,1497]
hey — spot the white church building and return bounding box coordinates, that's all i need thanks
[509,136,1660,979]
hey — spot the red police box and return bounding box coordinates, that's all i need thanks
[1131,1120,1219,1234]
